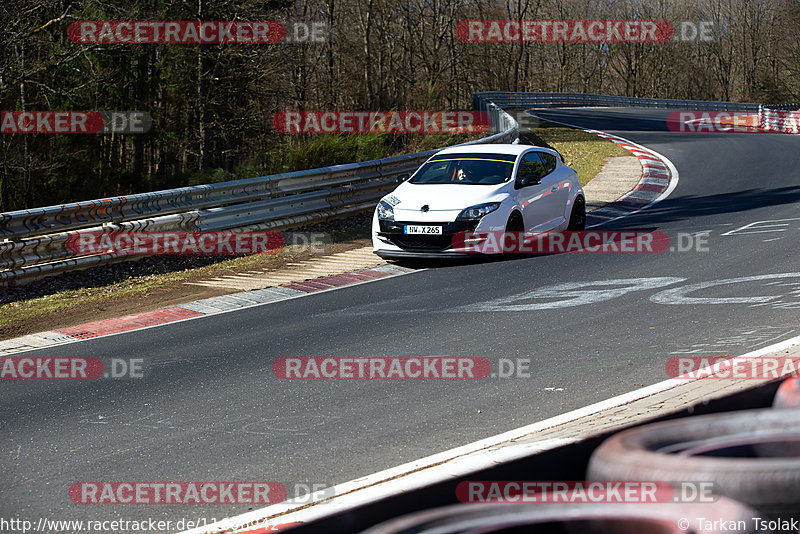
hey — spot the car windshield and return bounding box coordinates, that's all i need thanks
[409,153,516,185]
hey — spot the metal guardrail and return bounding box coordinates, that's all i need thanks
[0,100,517,284]
[762,103,800,111]
[472,91,763,112]
[3,91,781,284]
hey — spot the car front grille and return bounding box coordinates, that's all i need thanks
[379,220,478,252]
[389,235,453,251]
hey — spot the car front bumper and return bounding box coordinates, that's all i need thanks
[371,209,509,257]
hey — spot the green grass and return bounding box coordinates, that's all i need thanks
[0,241,342,330]
[1,130,487,334]
[195,132,483,185]
[529,120,631,186]
[1,270,196,328]
[1,124,624,332]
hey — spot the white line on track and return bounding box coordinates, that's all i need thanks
[176,109,692,534]
[181,333,800,534]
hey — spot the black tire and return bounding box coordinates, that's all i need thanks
[567,196,586,230]
[763,378,800,457]
[587,408,800,517]
[360,500,762,534]
[504,212,524,254]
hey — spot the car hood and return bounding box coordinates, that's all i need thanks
[386,182,507,213]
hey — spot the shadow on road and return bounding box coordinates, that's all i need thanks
[611,185,800,228]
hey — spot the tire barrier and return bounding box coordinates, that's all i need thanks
[587,409,800,519]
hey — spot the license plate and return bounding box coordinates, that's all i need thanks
[404,225,442,235]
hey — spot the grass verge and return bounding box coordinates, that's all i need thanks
[525,119,632,186]
[1,121,635,338]
[0,236,371,339]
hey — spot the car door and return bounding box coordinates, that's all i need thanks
[538,151,571,227]
[514,151,562,232]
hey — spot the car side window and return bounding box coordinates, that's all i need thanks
[540,152,557,174]
[516,152,547,187]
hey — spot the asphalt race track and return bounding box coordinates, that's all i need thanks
[3,108,800,526]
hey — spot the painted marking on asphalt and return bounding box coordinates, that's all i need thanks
[650,273,800,306]
[721,218,800,236]
[669,327,797,354]
[450,273,800,313]
[453,277,686,312]
[179,333,800,534]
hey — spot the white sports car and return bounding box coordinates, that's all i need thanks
[372,144,585,258]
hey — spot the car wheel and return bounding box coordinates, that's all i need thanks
[567,196,586,230]
[504,213,524,254]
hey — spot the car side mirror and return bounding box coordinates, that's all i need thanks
[395,173,410,183]
[522,173,541,186]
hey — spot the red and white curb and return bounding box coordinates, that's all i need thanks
[588,131,677,225]
[0,264,413,356]
[1,115,677,357]
[758,108,800,134]
[175,114,684,534]
[527,113,679,228]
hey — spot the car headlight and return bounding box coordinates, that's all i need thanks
[377,200,394,221]
[456,202,501,221]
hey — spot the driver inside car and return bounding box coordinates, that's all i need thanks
[453,165,472,182]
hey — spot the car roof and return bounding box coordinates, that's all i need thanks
[434,143,556,158]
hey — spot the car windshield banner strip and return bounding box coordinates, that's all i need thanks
[429,154,517,163]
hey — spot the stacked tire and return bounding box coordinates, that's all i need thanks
[587,408,800,523]
[362,379,800,533]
